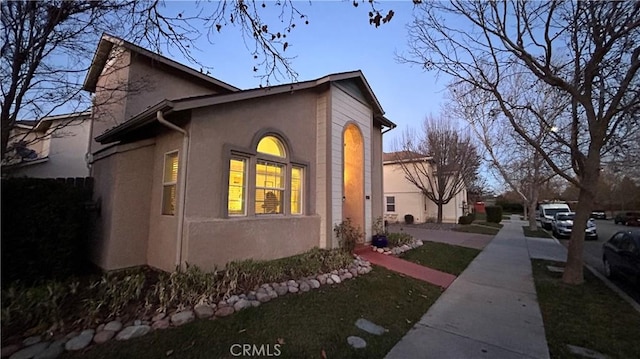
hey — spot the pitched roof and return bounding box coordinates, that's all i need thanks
[383,151,432,163]
[82,33,239,93]
[96,70,396,144]
[16,111,91,132]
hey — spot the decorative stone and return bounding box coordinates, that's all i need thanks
[327,278,334,285]
[344,272,353,280]
[330,274,341,284]
[9,342,49,359]
[309,279,321,289]
[256,291,271,303]
[96,324,105,332]
[194,304,214,319]
[115,325,150,341]
[233,299,251,311]
[267,290,278,299]
[287,280,298,288]
[22,336,42,347]
[566,345,608,359]
[546,266,565,273]
[261,283,272,289]
[355,318,387,335]
[151,313,167,322]
[152,319,170,330]
[104,320,123,332]
[65,329,94,351]
[317,274,327,285]
[133,320,142,326]
[347,336,367,349]
[299,282,310,292]
[93,330,115,344]
[275,285,289,296]
[226,295,239,305]
[34,339,65,359]
[215,306,235,317]
[349,268,358,277]
[288,286,299,293]
[171,310,195,326]
[376,248,384,253]
[250,300,261,307]
[416,240,424,246]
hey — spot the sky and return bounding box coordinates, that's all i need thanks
[160,1,453,152]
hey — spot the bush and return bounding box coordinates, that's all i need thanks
[404,214,415,224]
[334,218,363,253]
[387,232,414,247]
[1,178,94,286]
[486,206,503,224]
[458,215,474,225]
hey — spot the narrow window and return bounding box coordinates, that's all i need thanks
[386,196,395,212]
[162,151,179,215]
[255,160,284,214]
[291,166,303,215]
[228,158,247,216]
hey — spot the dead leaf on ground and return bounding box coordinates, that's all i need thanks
[276,338,285,345]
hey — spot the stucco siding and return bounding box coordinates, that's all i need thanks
[371,124,384,225]
[147,130,183,272]
[125,56,220,120]
[91,141,155,270]
[316,92,329,248]
[89,153,116,268]
[185,215,321,270]
[383,162,466,223]
[331,84,372,245]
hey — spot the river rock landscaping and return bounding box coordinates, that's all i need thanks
[1,253,373,359]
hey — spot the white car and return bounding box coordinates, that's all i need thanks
[551,212,598,240]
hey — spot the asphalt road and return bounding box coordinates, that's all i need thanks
[557,219,640,304]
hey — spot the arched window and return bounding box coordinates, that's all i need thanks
[227,133,304,216]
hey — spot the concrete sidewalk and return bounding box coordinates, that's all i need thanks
[385,218,558,359]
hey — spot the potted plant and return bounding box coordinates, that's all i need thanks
[371,216,388,248]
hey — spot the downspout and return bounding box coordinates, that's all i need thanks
[157,110,189,270]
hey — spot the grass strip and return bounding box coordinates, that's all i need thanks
[532,259,640,359]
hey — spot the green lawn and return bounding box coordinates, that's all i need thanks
[400,242,481,275]
[453,224,500,236]
[522,226,553,238]
[532,260,640,359]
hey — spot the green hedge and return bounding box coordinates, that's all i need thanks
[458,214,474,225]
[1,177,94,286]
[486,206,503,224]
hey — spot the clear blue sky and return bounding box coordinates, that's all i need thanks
[162,1,452,152]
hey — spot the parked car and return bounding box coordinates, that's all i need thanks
[602,230,640,284]
[590,210,606,220]
[551,212,598,240]
[538,203,571,230]
[614,212,640,226]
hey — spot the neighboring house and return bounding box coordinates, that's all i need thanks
[383,151,467,224]
[83,34,396,272]
[2,111,92,178]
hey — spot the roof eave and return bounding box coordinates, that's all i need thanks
[95,101,174,143]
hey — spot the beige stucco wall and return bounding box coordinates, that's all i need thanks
[383,162,466,223]
[179,89,321,269]
[185,216,321,270]
[90,141,155,270]
[371,123,384,230]
[146,130,183,272]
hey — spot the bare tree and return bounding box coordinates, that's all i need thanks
[400,1,640,284]
[447,80,564,230]
[393,115,480,223]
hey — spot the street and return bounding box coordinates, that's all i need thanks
[557,219,640,304]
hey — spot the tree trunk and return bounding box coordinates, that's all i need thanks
[528,186,540,231]
[562,174,597,284]
[437,203,443,223]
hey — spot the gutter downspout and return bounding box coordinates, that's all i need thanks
[157,111,189,270]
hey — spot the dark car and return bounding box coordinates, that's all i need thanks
[614,212,640,226]
[602,230,640,284]
[590,210,606,220]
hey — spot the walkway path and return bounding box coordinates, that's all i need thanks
[356,248,456,288]
[385,218,551,359]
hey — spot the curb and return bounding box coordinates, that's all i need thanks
[585,263,640,314]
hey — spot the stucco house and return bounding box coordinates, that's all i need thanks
[84,34,396,272]
[2,111,92,178]
[383,151,467,224]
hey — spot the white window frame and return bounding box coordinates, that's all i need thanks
[162,150,179,216]
[291,166,304,215]
[228,157,248,216]
[386,196,396,212]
